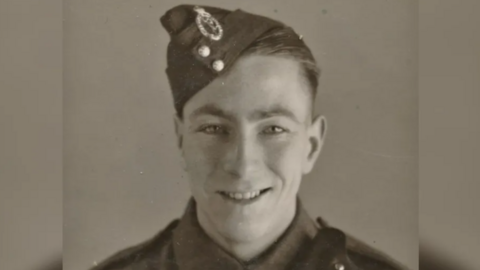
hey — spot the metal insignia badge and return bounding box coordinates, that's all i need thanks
[193,6,223,41]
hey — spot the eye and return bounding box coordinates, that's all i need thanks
[199,124,228,135]
[262,125,287,135]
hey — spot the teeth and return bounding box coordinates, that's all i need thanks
[223,190,265,200]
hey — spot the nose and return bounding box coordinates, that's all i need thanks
[222,133,261,179]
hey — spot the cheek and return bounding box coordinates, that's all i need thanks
[263,136,306,179]
[182,138,217,198]
[183,136,224,176]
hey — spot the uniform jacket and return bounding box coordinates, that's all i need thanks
[91,199,408,270]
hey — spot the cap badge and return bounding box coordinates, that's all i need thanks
[193,6,223,41]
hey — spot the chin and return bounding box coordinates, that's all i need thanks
[219,217,270,243]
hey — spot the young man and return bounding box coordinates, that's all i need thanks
[92,5,408,270]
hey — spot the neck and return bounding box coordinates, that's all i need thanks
[196,200,297,262]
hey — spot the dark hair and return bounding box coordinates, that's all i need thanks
[241,27,320,102]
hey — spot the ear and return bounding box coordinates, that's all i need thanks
[302,115,327,174]
[173,114,187,170]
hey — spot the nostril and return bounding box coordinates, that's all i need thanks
[223,159,259,178]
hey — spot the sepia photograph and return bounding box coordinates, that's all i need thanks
[6,0,480,270]
[64,1,417,269]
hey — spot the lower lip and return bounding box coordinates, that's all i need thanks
[218,188,271,205]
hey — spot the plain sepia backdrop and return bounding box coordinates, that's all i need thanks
[64,1,417,270]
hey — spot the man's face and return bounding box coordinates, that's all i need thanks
[176,55,325,242]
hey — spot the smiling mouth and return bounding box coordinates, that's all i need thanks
[217,188,272,201]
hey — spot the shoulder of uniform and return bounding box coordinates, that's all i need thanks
[314,217,409,270]
[345,233,409,270]
[90,219,180,270]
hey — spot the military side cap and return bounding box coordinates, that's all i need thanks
[160,5,289,116]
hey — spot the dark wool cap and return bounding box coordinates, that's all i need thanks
[160,5,303,116]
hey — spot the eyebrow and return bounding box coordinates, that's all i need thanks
[190,104,300,123]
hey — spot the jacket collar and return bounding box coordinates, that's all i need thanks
[172,198,318,270]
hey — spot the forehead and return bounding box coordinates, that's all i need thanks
[183,55,311,121]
